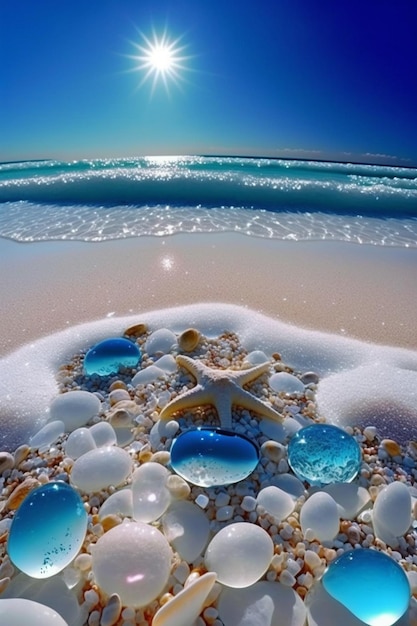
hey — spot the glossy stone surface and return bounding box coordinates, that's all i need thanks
[205,522,273,588]
[84,337,141,376]
[92,521,172,608]
[8,482,87,578]
[287,424,361,486]
[0,599,68,626]
[170,427,259,487]
[322,549,410,626]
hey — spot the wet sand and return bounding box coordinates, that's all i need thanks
[1,233,416,356]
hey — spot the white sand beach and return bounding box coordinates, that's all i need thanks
[1,233,416,356]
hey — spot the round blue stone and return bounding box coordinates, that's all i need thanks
[287,423,361,486]
[8,482,88,578]
[170,427,260,487]
[322,549,410,626]
[84,337,141,376]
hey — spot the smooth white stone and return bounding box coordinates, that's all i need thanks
[269,372,305,394]
[71,446,132,493]
[98,488,133,520]
[205,523,273,588]
[29,420,65,450]
[0,598,68,626]
[266,474,306,500]
[300,492,339,542]
[89,421,117,447]
[149,419,179,449]
[245,351,269,365]
[321,483,371,519]
[64,427,97,459]
[373,481,412,547]
[49,390,101,431]
[132,462,171,523]
[154,354,178,372]
[152,572,217,626]
[92,521,172,608]
[132,365,165,386]
[145,329,178,355]
[218,581,306,626]
[257,486,295,523]
[162,500,210,562]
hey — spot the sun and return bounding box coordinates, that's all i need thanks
[127,30,190,95]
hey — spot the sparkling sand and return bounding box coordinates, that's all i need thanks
[1,233,416,356]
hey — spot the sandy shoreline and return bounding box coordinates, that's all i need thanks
[1,233,417,356]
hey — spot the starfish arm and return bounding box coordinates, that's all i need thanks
[159,385,213,421]
[212,392,233,429]
[232,387,284,423]
[231,361,271,386]
[176,354,205,381]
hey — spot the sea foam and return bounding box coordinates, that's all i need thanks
[0,304,416,451]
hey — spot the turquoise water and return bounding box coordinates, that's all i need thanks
[0,156,416,246]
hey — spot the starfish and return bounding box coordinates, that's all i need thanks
[159,355,283,429]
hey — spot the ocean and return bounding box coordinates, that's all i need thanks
[1,155,416,246]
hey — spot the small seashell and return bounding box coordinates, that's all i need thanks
[6,477,41,510]
[124,323,147,337]
[178,328,201,352]
[109,380,128,392]
[109,409,134,428]
[100,593,122,626]
[166,474,191,499]
[109,389,131,406]
[101,514,123,532]
[380,438,402,457]
[0,452,14,475]
[152,572,217,626]
[151,451,171,466]
[260,440,285,463]
[300,371,319,385]
[13,444,31,467]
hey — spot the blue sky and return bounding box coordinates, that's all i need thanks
[1,0,416,165]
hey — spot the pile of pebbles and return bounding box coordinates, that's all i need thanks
[1,324,417,625]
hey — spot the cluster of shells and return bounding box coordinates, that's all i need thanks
[1,324,417,626]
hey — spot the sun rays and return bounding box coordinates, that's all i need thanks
[127,29,191,96]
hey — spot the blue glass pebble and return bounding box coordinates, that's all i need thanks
[8,482,88,578]
[170,427,260,487]
[288,423,361,486]
[84,337,141,376]
[322,549,410,626]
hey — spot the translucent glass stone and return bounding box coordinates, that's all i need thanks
[8,482,87,578]
[83,337,141,376]
[287,424,361,486]
[322,549,410,626]
[170,427,260,487]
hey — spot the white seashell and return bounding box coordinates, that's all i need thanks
[152,572,217,626]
